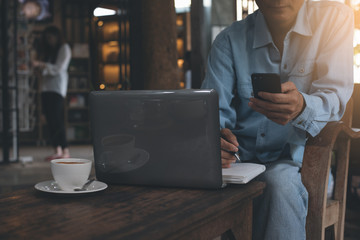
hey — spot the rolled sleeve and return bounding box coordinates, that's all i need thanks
[292,93,325,136]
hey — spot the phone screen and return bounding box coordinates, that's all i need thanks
[251,73,281,99]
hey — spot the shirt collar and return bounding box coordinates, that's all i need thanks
[253,11,273,49]
[253,2,312,49]
[292,1,312,37]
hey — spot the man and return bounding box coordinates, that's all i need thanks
[201,0,354,239]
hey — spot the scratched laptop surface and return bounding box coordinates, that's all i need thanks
[89,89,223,189]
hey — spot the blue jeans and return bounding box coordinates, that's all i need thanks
[252,160,308,240]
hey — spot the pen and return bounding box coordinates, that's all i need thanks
[234,152,241,162]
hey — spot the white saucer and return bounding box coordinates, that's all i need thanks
[34,180,108,194]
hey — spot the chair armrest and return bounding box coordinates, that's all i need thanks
[306,121,360,147]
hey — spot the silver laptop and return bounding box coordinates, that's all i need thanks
[89,89,223,189]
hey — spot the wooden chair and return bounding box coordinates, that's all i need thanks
[302,98,360,240]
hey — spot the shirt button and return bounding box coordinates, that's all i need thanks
[299,68,305,73]
[261,133,265,137]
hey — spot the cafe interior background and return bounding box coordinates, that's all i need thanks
[0,0,360,238]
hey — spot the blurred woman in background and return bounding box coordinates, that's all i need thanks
[33,25,71,161]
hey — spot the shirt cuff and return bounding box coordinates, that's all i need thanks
[291,93,321,137]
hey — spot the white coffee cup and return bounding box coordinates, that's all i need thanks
[51,158,92,191]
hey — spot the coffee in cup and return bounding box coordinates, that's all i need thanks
[51,158,92,191]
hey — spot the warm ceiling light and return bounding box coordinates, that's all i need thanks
[93,7,116,17]
[175,0,191,9]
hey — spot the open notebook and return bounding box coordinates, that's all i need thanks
[222,163,266,184]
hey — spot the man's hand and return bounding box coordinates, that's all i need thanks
[220,128,239,168]
[248,81,305,125]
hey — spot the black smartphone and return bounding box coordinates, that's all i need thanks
[251,73,282,99]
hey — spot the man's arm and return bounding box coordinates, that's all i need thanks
[201,33,237,130]
[201,32,240,168]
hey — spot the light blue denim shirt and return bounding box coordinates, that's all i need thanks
[201,1,354,163]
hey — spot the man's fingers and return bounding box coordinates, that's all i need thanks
[248,101,292,125]
[258,92,287,104]
[280,81,298,93]
[221,137,239,153]
[222,162,232,168]
[257,82,298,104]
[221,149,236,160]
[221,151,235,168]
[250,97,284,112]
[220,128,239,147]
[220,128,238,168]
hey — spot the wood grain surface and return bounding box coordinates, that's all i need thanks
[0,182,265,240]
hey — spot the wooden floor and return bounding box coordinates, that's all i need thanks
[0,145,359,239]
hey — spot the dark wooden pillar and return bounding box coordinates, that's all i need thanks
[140,0,180,90]
[1,0,10,163]
[191,0,212,89]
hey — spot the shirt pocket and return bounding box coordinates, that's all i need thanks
[288,59,316,93]
[237,82,253,99]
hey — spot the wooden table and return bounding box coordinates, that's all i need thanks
[0,181,265,240]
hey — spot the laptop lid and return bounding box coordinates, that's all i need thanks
[89,89,223,189]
